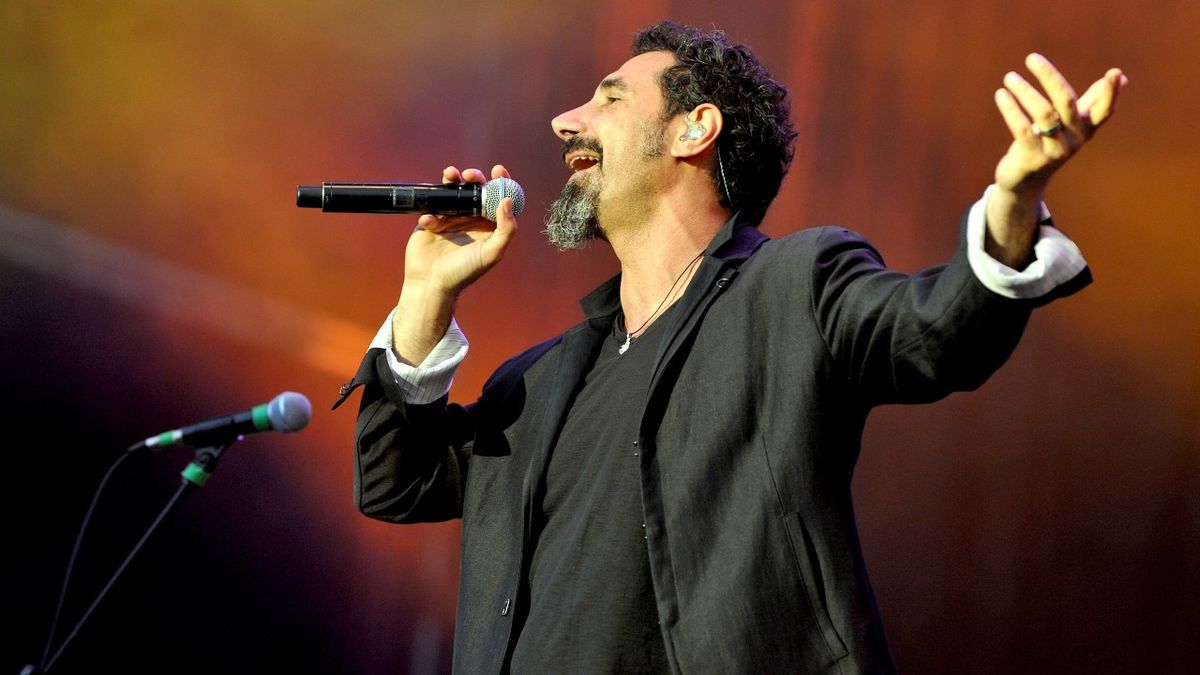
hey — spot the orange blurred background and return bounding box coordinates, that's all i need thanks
[3,1,1197,673]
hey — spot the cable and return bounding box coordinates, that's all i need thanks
[39,449,134,668]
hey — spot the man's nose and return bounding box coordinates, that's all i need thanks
[551,104,586,141]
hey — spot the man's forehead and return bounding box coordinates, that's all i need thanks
[597,51,675,92]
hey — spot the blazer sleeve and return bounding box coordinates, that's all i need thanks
[339,334,561,524]
[809,209,1090,406]
[350,347,476,523]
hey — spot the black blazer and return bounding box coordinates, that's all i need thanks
[339,209,1088,674]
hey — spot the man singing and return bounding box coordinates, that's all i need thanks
[336,20,1126,674]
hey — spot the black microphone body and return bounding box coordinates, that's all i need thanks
[129,392,312,452]
[297,182,482,215]
[296,177,524,221]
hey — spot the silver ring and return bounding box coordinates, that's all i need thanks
[1034,117,1063,137]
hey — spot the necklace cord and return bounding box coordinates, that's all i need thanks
[621,249,705,339]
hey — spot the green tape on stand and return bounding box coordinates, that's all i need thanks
[181,462,212,487]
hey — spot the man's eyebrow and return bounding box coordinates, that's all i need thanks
[598,77,631,94]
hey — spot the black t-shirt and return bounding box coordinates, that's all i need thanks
[508,308,674,674]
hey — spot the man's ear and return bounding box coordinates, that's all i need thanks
[671,103,723,158]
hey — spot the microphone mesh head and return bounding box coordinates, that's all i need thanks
[481,177,525,221]
[267,391,313,433]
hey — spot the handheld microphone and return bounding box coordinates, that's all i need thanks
[128,391,313,452]
[295,176,525,222]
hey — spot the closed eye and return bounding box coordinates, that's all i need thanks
[596,77,630,105]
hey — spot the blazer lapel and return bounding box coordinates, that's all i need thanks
[519,213,767,540]
[646,220,768,399]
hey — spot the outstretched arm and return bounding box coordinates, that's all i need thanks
[985,53,1128,268]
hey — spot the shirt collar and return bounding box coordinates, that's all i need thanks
[578,210,767,319]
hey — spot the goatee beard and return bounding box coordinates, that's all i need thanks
[544,175,601,251]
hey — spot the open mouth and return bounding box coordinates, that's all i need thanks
[566,151,601,173]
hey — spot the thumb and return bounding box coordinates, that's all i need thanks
[480,197,519,267]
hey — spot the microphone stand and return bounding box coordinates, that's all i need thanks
[26,442,235,674]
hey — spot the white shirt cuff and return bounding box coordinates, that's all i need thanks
[368,310,469,405]
[966,184,1088,299]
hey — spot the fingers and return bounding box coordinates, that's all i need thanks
[461,168,487,184]
[1025,53,1081,131]
[440,165,489,185]
[442,164,512,185]
[1006,55,1127,142]
[993,88,1034,145]
[421,163,519,234]
[419,212,494,234]
[1002,69,1061,141]
[416,213,443,231]
[1078,68,1128,130]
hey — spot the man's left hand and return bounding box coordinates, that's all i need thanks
[985,53,1128,268]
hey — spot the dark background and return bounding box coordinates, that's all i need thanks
[3,1,1197,673]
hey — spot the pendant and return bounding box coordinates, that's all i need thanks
[619,332,632,355]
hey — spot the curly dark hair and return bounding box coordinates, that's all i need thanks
[633,21,796,221]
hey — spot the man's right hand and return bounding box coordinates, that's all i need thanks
[391,164,519,366]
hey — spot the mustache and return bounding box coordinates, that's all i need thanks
[561,136,603,162]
